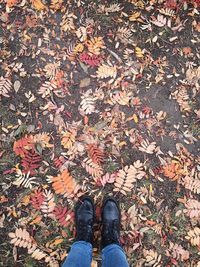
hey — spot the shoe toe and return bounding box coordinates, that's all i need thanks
[77,200,94,221]
[103,200,120,221]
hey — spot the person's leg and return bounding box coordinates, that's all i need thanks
[102,244,129,267]
[62,196,95,267]
[62,241,92,267]
[101,197,129,267]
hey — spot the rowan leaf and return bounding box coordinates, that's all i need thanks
[167,242,189,261]
[96,64,117,79]
[51,170,80,198]
[13,136,34,158]
[82,157,103,178]
[185,227,200,246]
[114,161,146,195]
[79,52,102,67]
[86,37,105,55]
[87,144,104,165]
[30,0,46,10]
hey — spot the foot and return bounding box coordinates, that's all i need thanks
[75,196,95,244]
[101,197,121,248]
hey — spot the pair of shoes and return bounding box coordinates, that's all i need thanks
[75,196,120,248]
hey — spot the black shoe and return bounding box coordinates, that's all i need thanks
[75,196,95,244]
[101,197,121,248]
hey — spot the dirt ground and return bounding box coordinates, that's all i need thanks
[0,0,200,266]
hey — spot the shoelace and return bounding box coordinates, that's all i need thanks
[76,219,93,241]
[103,219,120,244]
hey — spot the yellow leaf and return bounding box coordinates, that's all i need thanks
[31,0,46,10]
[12,207,18,218]
[74,43,84,54]
[53,238,64,246]
[135,47,144,58]
[30,216,42,225]
[119,141,126,147]
[149,184,153,193]
[22,195,30,206]
[129,11,141,21]
[133,114,138,123]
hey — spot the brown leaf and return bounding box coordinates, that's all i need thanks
[80,77,91,88]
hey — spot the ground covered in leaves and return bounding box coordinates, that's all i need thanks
[0,0,200,266]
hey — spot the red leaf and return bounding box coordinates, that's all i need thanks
[79,52,102,67]
[87,144,104,165]
[53,156,65,169]
[53,205,68,226]
[21,149,42,174]
[3,168,16,175]
[53,205,74,227]
[30,188,45,210]
[13,136,34,157]
[165,0,177,9]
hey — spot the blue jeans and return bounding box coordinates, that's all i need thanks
[62,241,129,267]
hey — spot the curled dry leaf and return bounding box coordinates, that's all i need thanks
[127,204,139,228]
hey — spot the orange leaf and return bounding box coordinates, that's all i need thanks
[52,170,79,197]
[30,0,46,10]
[30,215,42,225]
[146,220,156,226]
[182,47,192,55]
[6,0,18,8]
[163,162,182,181]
